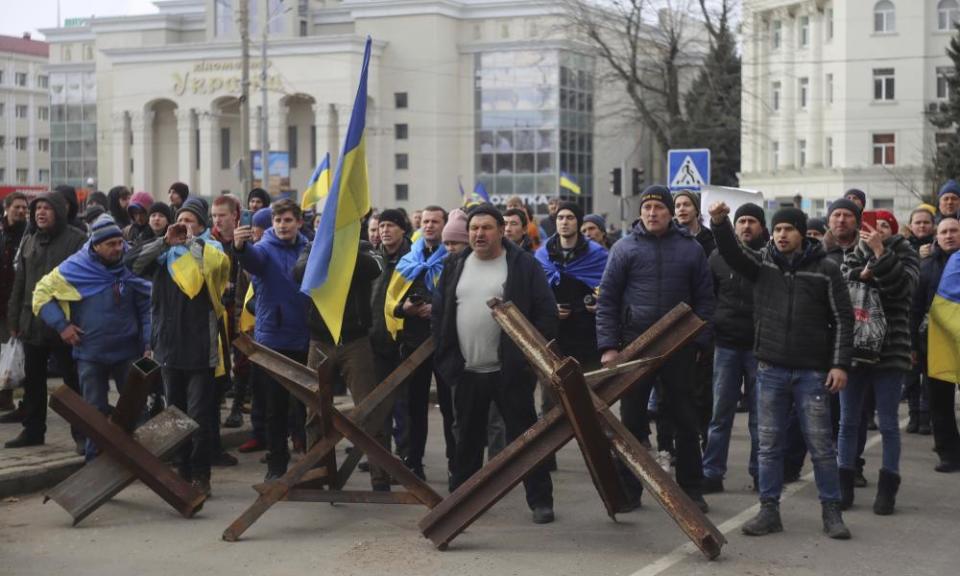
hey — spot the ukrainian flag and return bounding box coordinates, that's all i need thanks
[929,252,960,384]
[462,181,489,207]
[560,171,581,195]
[300,36,372,344]
[301,152,331,211]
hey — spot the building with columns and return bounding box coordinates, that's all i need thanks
[37,0,666,220]
[0,34,50,193]
[741,0,959,218]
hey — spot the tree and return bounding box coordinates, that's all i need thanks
[929,22,960,192]
[676,0,741,186]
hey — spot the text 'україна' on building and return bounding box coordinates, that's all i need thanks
[740,0,959,219]
[0,33,51,198]
[37,0,694,220]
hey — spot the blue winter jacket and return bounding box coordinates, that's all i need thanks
[237,228,311,351]
[596,220,714,352]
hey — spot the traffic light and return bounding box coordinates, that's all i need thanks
[610,168,622,196]
[632,168,645,196]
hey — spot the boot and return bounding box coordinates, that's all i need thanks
[918,411,931,435]
[873,468,901,515]
[0,389,13,411]
[854,459,868,487]
[741,499,783,536]
[906,411,919,434]
[821,501,851,539]
[223,402,243,428]
[839,467,856,510]
[0,401,24,423]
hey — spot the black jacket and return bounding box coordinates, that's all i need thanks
[714,218,854,370]
[709,237,763,350]
[0,218,26,321]
[432,240,557,388]
[694,224,716,257]
[370,238,411,354]
[543,234,599,365]
[844,235,919,371]
[294,240,382,346]
[912,245,956,354]
[393,242,441,350]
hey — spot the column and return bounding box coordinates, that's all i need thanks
[327,103,340,166]
[112,111,130,187]
[130,110,154,193]
[780,8,795,170]
[177,108,197,188]
[198,111,217,197]
[272,100,287,154]
[808,9,824,168]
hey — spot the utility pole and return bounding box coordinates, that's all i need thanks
[238,0,251,195]
[260,5,270,192]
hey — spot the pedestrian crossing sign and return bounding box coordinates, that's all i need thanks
[668,149,710,191]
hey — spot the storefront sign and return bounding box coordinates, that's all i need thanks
[172,59,284,96]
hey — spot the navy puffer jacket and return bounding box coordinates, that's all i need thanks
[596,220,714,352]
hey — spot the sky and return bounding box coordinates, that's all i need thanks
[1,0,158,39]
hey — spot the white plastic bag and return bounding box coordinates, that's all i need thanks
[0,338,26,390]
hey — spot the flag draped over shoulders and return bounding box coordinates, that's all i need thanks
[535,238,608,290]
[929,251,960,384]
[384,237,447,340]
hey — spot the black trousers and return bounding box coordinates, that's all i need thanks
[619,345,703,496]
[256,348,308,473]
[372,344,401,455]
[928,376,960,462]
[435,371,456,470]
[162,367,215,480]
[22,342,81,440]
[451,370,553,509]
[400,343,433,468]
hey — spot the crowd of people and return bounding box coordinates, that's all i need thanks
[0,179,958,539]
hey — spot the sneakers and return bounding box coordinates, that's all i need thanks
[191,475,212,497]
[689,493,710,514]
[906,412,919,434]
[223,409,243,429]
[532,506,555,524]
[4,431,44,448]
[742,500,783,536]
[821,501,851,539]
[935,459,960,473]
[873,469,900,516]
[371,481,391,493]
[238,438,265,453]
[702,476,724,494]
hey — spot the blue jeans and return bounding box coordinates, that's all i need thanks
[756,363,840,503]
[702,346,758,480]
[78,358,135,461]
[838,367,904,473]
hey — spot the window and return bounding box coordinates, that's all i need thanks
[395,123,408,140]
[84,45,93,60]
[940,0,960,31]
[38,138,49,152]
[798,139,807,167]
[825,136,834,167]
[799,78,809,108]
[220,127,230,170]
[873,198,895,210]
[38,169,49,183]
[287,125,298,168]
[395,184,409,201]
[310,125,317,167]
[873,133,896,165]
[15,72,26,87]
[874,1,895,33]
[63,45,71,62]
[827,8,835,41]
[771,141,780,169]
[395,153,409,170]
[15,137,27,151]
[394,92,408,109]
[16,169,28,183]
[0,136,4,149]
[15,105,28,118]
[0,169,4,181]
[0,102,5,116]
[799,16,810,48]
[38,106,49,121]
[938,66,953,99]
[299,20,307,37]
[37,75,48,89]
[826,73,834,104]
[0,70,3,84]
[873,68,895,101]
[772,20,782,49]
[772,81,781,111]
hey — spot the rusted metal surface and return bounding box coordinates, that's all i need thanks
[274,489,421,505]
[419,301,718,558]
[223,334,440,542]
[110,356,160,433]
[49,386,205,519]
[44,407,197,525]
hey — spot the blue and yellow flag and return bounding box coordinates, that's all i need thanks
[383,237,447,340]
[300,36,372,344]
[929,251,960,384]
[301,152,331,211]
[462,180,489,207]
[560,171,581,195]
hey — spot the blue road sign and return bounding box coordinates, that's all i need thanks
[668,149,711,191]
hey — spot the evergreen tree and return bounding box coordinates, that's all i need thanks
[930,23,960,193]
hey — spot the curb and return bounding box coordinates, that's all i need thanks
[0,454,84,499]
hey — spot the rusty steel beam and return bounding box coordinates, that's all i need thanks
[49,386,205,519]
[419,302,706,551]
[109,356,161,433]
[276,489,421,505]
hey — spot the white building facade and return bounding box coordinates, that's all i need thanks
[0,34,51,192]
[38,0,662,219]
[741,0,960,218]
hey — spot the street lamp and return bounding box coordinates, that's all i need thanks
[260,0,292,192]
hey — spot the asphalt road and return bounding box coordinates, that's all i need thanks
[1,401,958,576]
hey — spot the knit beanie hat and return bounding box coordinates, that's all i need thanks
[828,198,862,224]
[556,201,584,227]
[673,190,701,216]
[83,204,106,225]
[466,203,505,228]
[148,201,173,223]
[875,210,899,235]
[247,187,272,207]
[442,208,469,244]
[844,188,867,207]
[638,185,674,215]
[252,206,273,229]
[584,213,606,231]
[169,182,189,202]
[771,207,808,236]
[90,214,124,245]
[733,203,766,227]
[939,179,960,199]
[127,191,154,216]
[807,217,827,235]
[177,196,208,228]
[378,208,410,233]
[917,203,937,216]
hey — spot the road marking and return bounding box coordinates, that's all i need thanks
[628,417,905,576]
